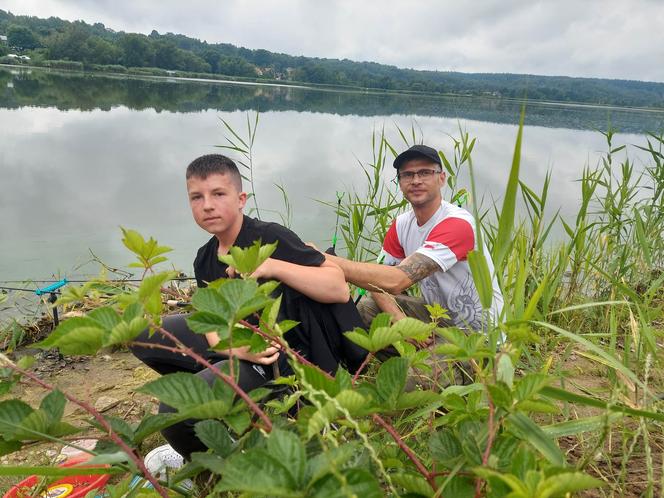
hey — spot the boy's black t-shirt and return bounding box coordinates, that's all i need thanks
[194,215,324,287]
[193,215,366,373]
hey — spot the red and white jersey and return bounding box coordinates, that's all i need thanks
[381,201,503,330]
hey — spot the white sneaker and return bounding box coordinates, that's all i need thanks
[143,444,192,491]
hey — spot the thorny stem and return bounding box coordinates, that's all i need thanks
[239,319,436,491]
[352,352,373,385]
[373,413,437,491]
[475,390,496,498]
[0,353,170,498]
[142,325,273,430]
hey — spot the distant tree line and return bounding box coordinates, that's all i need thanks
[3,68,662,133]
[1,9,664,108]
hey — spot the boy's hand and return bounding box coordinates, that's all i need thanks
[235,344,281,365]
[226,258,278,280]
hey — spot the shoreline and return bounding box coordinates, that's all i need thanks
[4,63,664,115]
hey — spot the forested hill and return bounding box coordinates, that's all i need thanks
[2,9,664,108]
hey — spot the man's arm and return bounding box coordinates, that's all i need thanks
[325,252,439,294]
[251,257,350,303]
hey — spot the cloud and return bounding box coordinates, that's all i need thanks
[4,0,664,81]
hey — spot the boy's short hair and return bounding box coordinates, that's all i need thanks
[186,154,243,191]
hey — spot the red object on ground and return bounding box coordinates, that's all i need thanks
[3,454,110,498]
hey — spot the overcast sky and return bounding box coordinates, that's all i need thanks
[4,0,664,82]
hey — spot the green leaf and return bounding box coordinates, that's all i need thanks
[492,106,524,269]
[297,362,339,397]
[310,468,382,498]
[344,329,372,351]
[306,444,358,485]
[11,410,51,441]
[223,410,251,434]
[533,321,648,393]
[523,275,549,321]
[392,317,435,341]
[215,450,297,495]
[0,438,22,456]
[40,390,66,425]
[376,357,409,408]
[370,326,401,351]
[218,240,278,275]
[429,428,462,464]
[105,316,148,346]
[192,287,231,316]
[487,382,513,409]
[515,373,549,401]
[395,390,443,410]
[540,386,664,422]
[36,317,106,354]
[122,302,143,321]
[515,399,559,414]
[369,312,393,333]
[537,471,604,497]
[194,420,235,456]
[133,413,187,443]
[541,413,622,438]
[186,311,229,335]
[507,412,565,467]
[0,400,34,439]
[87,306,122,331]
[137,272,175,303]
[86,451,131,466]
[496,353,514,388]
[268,429,306,487]
[467,250,494,310]
[391,472,433,497]
[138,372,215,408]
[335,390,370,415]
[473,467,530,496]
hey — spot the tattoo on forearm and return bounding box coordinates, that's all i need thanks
[397,253,439,283]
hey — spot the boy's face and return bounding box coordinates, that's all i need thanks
[186,173,246,237]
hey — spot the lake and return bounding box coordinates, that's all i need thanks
[1,66,663,286]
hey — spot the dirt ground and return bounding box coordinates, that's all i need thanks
[0,349,161,493]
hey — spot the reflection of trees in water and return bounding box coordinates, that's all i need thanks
[1,68,663,133]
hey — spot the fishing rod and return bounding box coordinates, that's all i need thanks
[322,192,364,304]
[330,191,344,253]
[451,188,469,207]
[1,279,70,326]
[0,277,196,285]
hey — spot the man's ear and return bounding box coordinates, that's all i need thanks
[439,170,446,188]
[238,191,248,210]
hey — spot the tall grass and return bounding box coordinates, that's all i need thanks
[332,122,664,495]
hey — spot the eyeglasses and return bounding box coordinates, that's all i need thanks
[397,168,442,183]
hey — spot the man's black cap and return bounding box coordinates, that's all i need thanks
[393,144,441,170]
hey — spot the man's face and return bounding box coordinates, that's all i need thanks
[397,158,445,208]
[186,173,246,236]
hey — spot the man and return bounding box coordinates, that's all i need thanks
[324,144,503,332]
[132,154,365,463]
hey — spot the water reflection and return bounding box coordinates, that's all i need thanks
[2,67,664,133]
[0,67,658,282]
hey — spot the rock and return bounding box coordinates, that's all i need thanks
[94,396,120,413]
